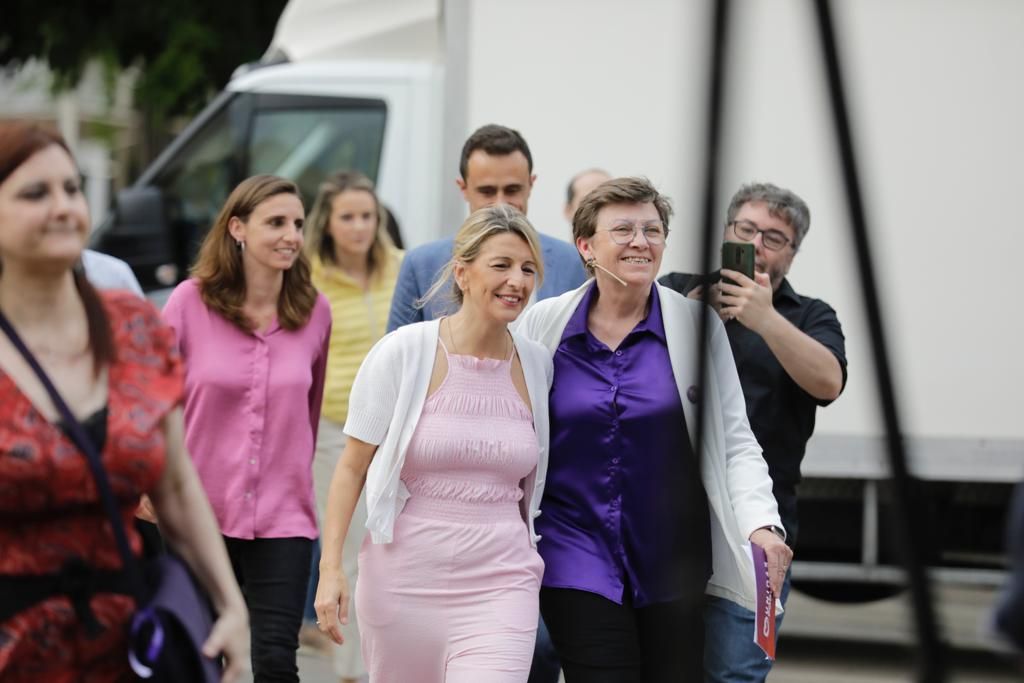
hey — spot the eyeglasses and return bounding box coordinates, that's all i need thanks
[598,223,667,245]
[728,220,793,251]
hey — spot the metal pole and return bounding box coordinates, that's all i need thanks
[694,0,732,511]
[810,1,946,679]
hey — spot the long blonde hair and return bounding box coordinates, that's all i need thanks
[191,175,318,331]
[303,171,393,282]
[419,205,544,313]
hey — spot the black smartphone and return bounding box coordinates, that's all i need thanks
[721,241,755,284]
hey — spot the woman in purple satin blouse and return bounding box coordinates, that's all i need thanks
[517,177,791,682]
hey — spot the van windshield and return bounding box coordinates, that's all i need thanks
[249,106,386,207]
[146,92,386,285]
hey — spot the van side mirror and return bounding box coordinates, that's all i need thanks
[93,187,178,289]
[115,186,167,236]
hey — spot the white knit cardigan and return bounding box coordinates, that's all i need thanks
[344,319,553,548]
[516,281,782,611]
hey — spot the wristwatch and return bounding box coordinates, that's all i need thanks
[763,525,786,540]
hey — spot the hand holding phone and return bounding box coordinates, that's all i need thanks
[721,241,755,285]
[718,241,779,329]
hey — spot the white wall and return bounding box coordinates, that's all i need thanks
[465,0,1024,441]
[717,0,1024,441]
[466,0,707,242]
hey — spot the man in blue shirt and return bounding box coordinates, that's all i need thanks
[386,124,586,332]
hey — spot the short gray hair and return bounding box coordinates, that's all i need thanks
[573,177,673,274]
[725,182,810,249]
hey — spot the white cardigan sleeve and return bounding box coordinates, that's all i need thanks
[344,332,403,446]
[710,314,782,540]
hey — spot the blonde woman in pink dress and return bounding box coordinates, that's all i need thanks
[314,205,552,682]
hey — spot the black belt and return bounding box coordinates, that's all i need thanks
[0,558,133,636]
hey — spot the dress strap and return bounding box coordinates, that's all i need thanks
[437,319,451,355]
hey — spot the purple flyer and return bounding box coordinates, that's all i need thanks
[750,542,777,660]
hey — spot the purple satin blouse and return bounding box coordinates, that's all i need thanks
[537,283,710,607]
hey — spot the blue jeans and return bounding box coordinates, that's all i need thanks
[528,615,561,683]
[303,538,320,622]
[703,572,791,683]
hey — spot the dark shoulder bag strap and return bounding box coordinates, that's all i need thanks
[0,311,148,603]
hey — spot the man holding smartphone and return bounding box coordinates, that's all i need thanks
[660,182,848,683]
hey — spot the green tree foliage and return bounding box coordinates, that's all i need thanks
[0,0,288,120]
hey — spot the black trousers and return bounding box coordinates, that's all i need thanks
[224,536,313,683]
[134,518,165,558]
[540,587,704,683]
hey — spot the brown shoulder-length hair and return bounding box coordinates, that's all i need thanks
[303,171,393,282]
[0,120,114,373]
[190,175,318,332]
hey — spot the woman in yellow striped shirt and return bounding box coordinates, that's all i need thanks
[302,171,402,681]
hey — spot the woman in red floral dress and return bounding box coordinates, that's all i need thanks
[0,121,249,682]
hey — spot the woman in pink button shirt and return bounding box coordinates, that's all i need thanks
[162,175,331,683]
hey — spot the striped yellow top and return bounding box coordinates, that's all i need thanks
[312,246,404,424]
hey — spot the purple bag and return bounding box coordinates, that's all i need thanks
[129,555,222,681]
[0,312,221,682]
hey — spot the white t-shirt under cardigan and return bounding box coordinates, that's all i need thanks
[344,318,553,547]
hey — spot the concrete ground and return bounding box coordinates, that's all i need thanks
[239,584,1021,681]
[276,644,1018,682]
[244,643,1018,683]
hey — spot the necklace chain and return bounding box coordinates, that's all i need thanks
[446,317,511,359]
[32,343,90,359]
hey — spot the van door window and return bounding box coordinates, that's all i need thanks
[155,95,249,274]
[248,104,387,208]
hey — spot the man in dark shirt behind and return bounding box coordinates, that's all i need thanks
[660,182,848,683]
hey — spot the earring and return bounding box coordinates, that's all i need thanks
[237,240,245,251]
[585,257,596,271]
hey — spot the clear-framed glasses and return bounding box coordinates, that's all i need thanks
[728,220,793,251]
[599,222,667,245]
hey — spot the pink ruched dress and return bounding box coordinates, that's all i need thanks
[355,340,544,682]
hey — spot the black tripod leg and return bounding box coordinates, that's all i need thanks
[811,1,947,680]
